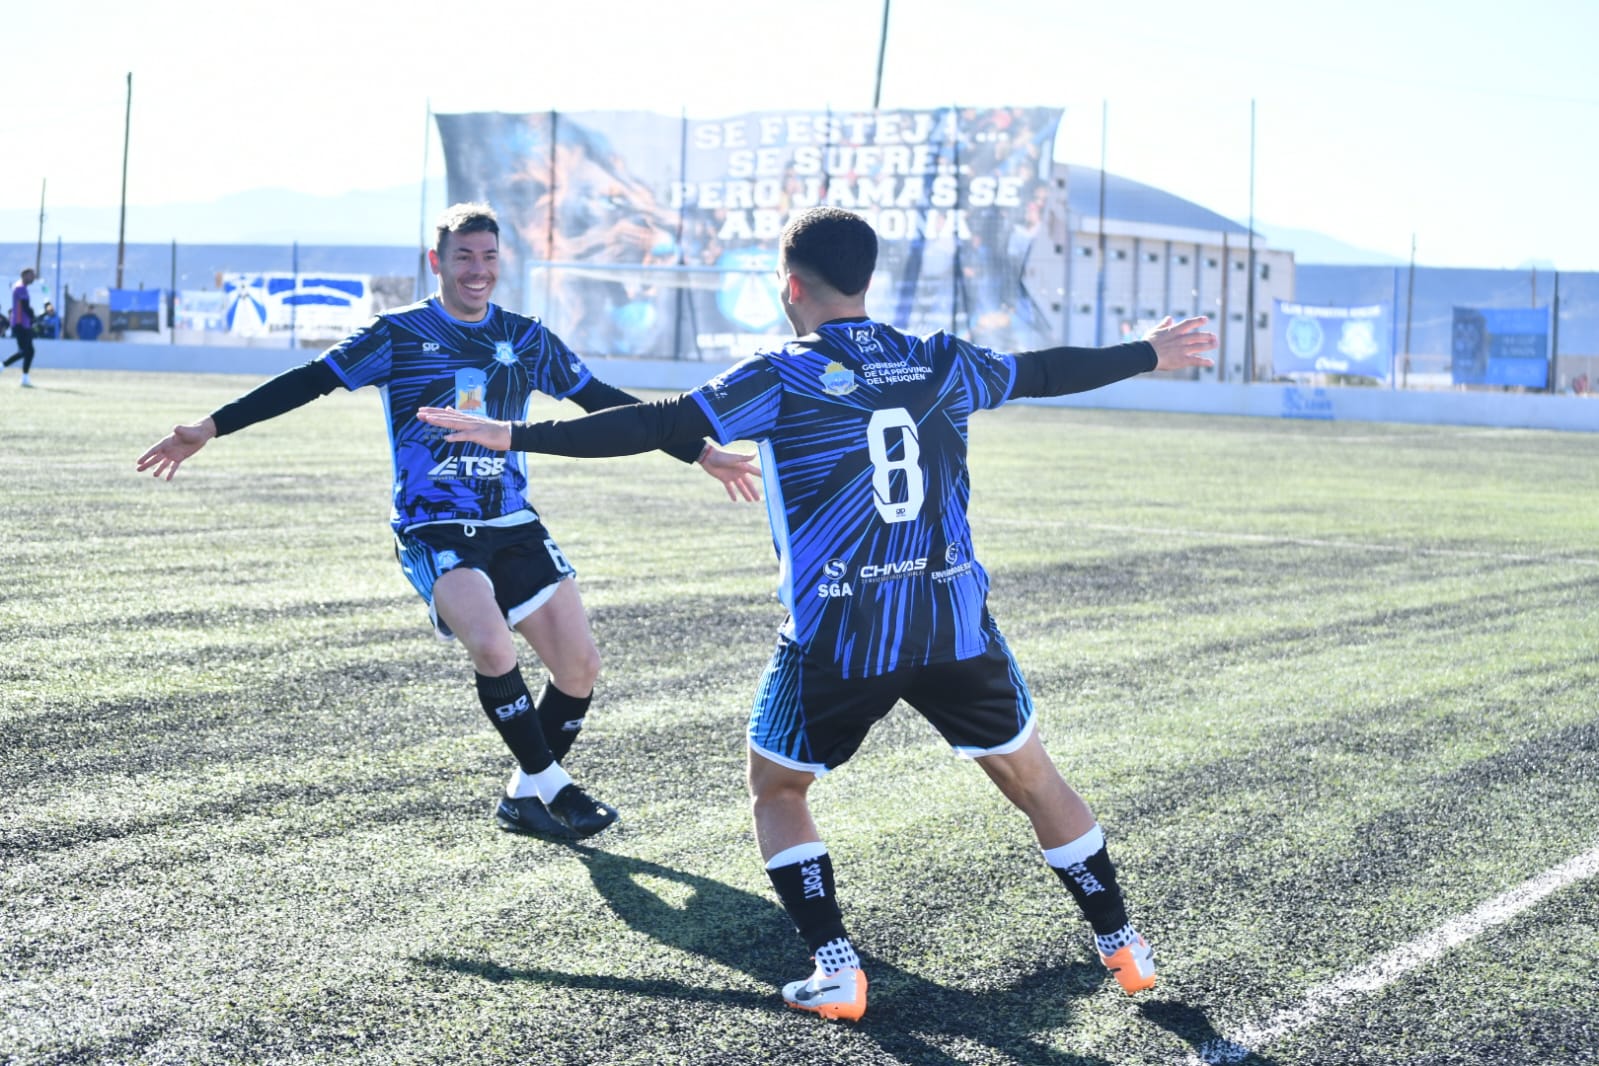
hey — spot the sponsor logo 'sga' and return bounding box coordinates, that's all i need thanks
[823,559,848,580]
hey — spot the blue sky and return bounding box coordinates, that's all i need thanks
[4,0,1596,269]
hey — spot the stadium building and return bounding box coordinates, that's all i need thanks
[1042,163,1292,384]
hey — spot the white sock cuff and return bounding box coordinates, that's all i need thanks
[1042,824,1105,869]
[506,767,538,799]
[765,840,829,870]
[507,763,574,803]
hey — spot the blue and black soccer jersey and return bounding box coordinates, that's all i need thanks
[500,319,1155,678]
[690,318,1016,679]
[319,297,592,532]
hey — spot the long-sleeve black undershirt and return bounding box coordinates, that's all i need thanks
[209,360,705,464]
[506,338,1160,457]
[1008,340,1156,398]
[209,360,342,437]
[564,378,705,464]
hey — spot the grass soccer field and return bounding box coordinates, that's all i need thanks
[2,369,1596,1066]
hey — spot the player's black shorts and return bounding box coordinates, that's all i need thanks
[747,612,1036,774]
[394,512,575,640]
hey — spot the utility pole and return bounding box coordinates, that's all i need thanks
[35,179,45,276]
[1403,233,1416,357]
[1094,101,1108,346]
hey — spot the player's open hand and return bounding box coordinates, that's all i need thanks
[415,406,512,451]
[1144,315,1218,371]
[699,444,762,502]
[136,419,217,481]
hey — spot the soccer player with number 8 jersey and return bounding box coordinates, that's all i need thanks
[417,206,1218,1019]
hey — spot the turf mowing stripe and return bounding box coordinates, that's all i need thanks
[986,517,1599,568]
[1186,841,1599,1065]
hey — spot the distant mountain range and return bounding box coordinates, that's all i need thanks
[1244,223,1406,267]
[1,185,438,247]
[3,182,1409,267]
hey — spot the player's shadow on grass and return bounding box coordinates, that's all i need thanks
[424,847,1126,1066]
[1137,1001,1283,1065]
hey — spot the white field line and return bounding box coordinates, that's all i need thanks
[982,517,1599,568]
[1185,842,1599,1064]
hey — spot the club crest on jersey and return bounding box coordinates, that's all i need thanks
[494,341,517,365]
[819,361,857,396]
[455,368,487,413]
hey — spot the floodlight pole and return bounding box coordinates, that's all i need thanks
[116,72,132,290]
[1244,98,1256,383]
[872,0,891,108]
[417,98,432,301]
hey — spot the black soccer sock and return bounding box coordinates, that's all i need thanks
[766,845,849,954]
[536,678,592,763]
[475,667,555,774]
[1046,830,1131,936]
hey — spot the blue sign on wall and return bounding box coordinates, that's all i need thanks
[108,288,163,332]
[1451,306,1549,387]
[1273,301,1391,379]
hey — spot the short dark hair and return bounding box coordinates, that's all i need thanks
[780,207,876,296]
[434,202,500,254]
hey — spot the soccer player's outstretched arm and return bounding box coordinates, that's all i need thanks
[417,393,718,461]
[136,360,342,481]
[1008,315,1216,399]
[567,379,759,501]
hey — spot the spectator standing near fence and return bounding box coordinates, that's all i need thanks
[417,206,1219,1020]
[136,202,760,841]
[3,268,38,386]
[35,301,61,340]
[75,306,103,341]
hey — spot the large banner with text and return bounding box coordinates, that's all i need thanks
[436,107,1064,361]
[1272,300,1392,379]
[1450,306,1550,388]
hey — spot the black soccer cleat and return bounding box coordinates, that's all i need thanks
[544,783,619,839]
[494,794,579,840]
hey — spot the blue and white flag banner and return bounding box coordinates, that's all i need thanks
[1272,300,1391,379]
[219,273,373,340]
